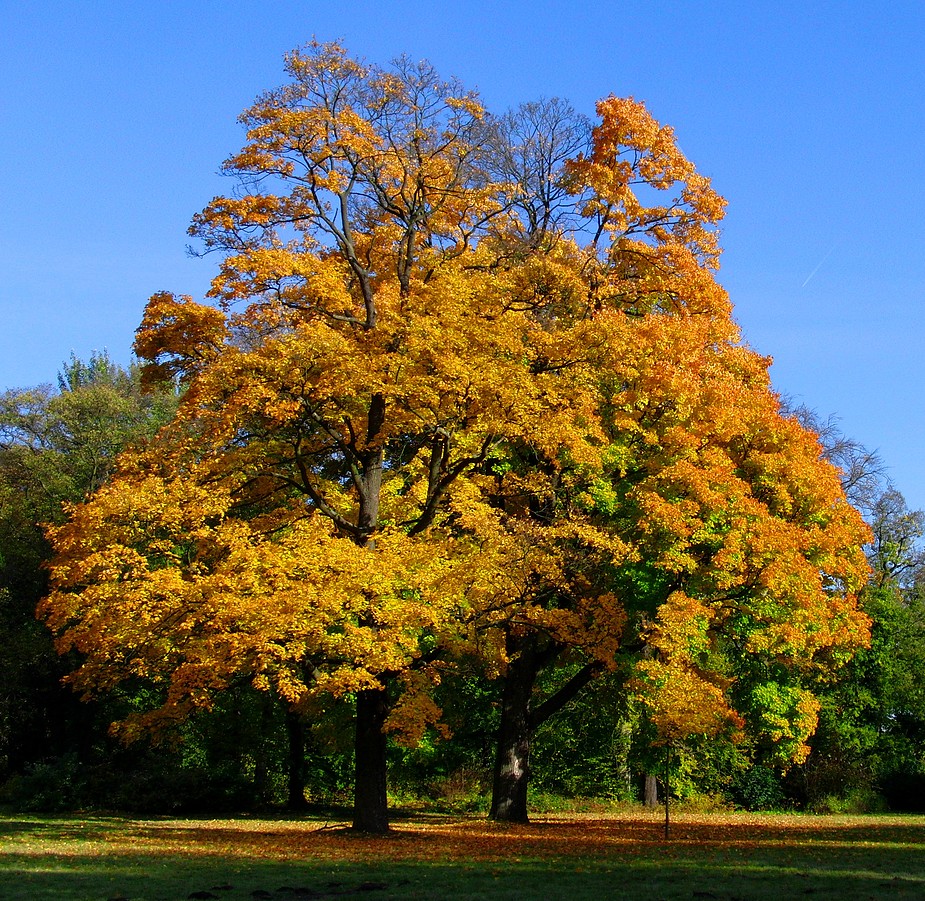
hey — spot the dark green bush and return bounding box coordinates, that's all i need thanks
[0,753,85,812]
[730,766,785,811]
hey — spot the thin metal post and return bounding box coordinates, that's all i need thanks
[664,742,670,840]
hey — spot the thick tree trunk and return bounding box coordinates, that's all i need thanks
[489,635,598,823]
[489,648,536,823]
[356,393,385,540]
[352,687,390,833]
[285,710,308,811]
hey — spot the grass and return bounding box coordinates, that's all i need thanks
[1,808,924,900]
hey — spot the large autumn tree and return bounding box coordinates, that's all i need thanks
[44,44,608,832]
[41,42,870,831]
[475,257,871,820]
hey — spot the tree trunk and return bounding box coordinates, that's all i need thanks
[356,393,385,540]
[250,692,280,806]
[352,687,389,833]
[351,394,390,832]
[489,635,599,822]
[285,710,308,811]
[489,646,537,823]
[617,720,633,798]
[644,773,659,808]
[663,743,671,840]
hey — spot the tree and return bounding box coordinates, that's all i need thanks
[0,353,176,781]
[40,43,871,833]
[791,484,925,810]
[867,490,925,588]
[461,102,871,821]
[481,307,872,820]
[45,44,604,832]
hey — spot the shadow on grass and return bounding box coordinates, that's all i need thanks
[3,851,925,901]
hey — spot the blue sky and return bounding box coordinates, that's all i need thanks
[2,1,923,510]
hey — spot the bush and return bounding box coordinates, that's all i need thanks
[673,792,732,813]
[0,754,86,812]
[424,766,490,813]
[808,787,888,814]
[730,766,785,811]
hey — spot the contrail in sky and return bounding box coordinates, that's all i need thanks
[800,242,839,288]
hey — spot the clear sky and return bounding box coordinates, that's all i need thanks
[2,1,923,509]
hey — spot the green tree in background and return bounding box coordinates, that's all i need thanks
[0,353,177,785]
[795,488,925,811]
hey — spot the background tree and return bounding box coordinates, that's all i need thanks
[783,401,886,516]
[734,407,925,812]
[867,490,925,588]
[0,353,176,786]
[792,485,925,811]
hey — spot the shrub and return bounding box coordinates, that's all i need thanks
[730,766,785,811]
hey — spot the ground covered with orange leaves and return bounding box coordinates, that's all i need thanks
[2,809,924,900]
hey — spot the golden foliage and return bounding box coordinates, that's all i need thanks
[41,42,870,760]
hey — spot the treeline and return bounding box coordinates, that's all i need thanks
[0,360,921,818]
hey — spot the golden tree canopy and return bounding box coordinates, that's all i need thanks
[42,43,870,759]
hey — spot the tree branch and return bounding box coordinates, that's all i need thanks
[529,661,603,729]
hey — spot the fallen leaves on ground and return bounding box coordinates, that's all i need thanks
[3,811,923,864]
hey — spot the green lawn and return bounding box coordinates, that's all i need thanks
[1,809,923,900]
